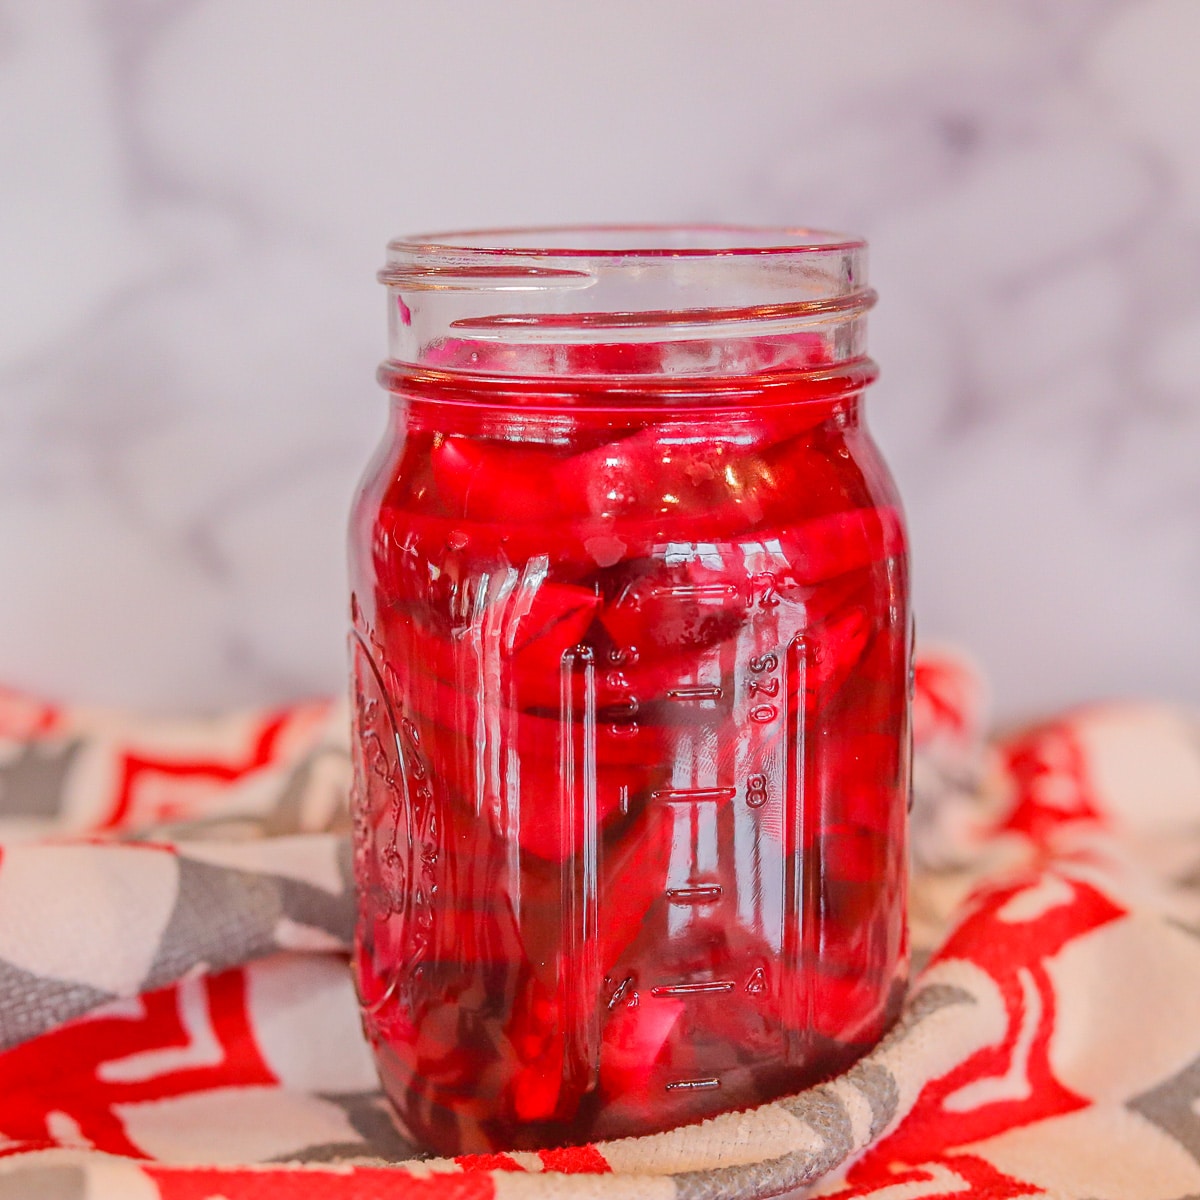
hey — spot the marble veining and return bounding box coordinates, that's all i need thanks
[1,0,1197,719]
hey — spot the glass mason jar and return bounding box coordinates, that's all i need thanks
[348,226,911,1155]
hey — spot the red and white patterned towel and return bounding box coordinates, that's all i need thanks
[1,653,1199,1199]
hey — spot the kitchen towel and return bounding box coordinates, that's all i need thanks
[1,653,1199,1199]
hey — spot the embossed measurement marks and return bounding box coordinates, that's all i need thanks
[665,684,723,701]
[602,571,795,1094]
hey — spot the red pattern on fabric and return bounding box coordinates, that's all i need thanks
[837,1152,1042,1198]
[456,1153,524,1172]
[0,971,274,1158]
[850,871,1123,1174]
[148,1165,498,1200]
[100,711,293,829]
[998,720,1106,845]
[0,686,60,739]
[912,657,975,744]
[452,1142,611,1175]
[536,1144,612,1173]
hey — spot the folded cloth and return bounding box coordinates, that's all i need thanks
[0,656,1199,1199]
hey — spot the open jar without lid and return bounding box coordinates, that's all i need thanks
[348,225,911,1154]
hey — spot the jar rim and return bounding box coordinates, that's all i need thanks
[383,223,865,268]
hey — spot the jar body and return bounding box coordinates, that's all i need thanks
[348,371,910,1152]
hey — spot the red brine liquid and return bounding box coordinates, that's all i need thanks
[348,341,910,1154]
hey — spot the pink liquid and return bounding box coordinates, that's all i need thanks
[348,360,910,1154]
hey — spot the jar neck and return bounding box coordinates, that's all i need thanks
[378,225,875,394]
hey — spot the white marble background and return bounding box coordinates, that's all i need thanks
[1,0,1198,721]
